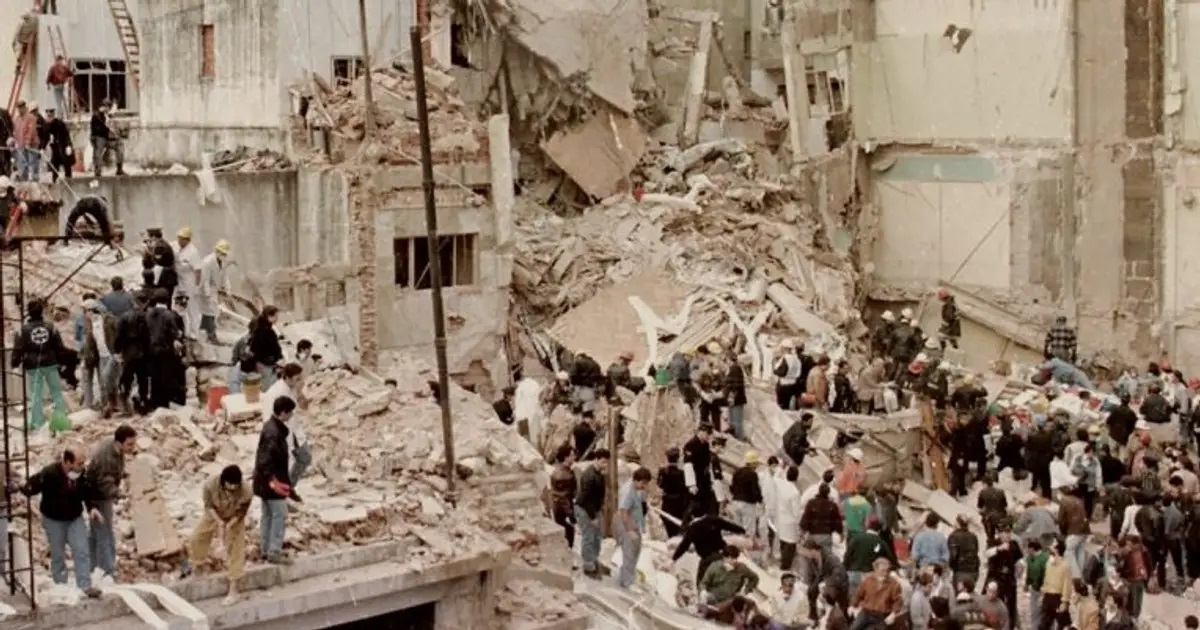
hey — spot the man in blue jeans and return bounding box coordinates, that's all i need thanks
[573,449,608,577]
[85,424,137,579]
[20,449,102,597]
[253,395,296,565]
[616,466,652,589]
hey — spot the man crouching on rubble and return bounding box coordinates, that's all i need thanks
[181,464,252,604]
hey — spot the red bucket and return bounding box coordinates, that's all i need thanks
[207,383,229,415]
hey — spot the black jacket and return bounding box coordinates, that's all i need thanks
[569,354,603,388]
[10,317,64,369]
[729,466,763,504]
[249,320,283,367]
[948,527,981,573]
[575,465,605,518]
[113,305,149,359]
[683,437,715,488]
[672,515,745,561]
[22,462,96,522]
[89,111,111,139]
[1107,405,1138,445]
[45,118,70,154]
[252,416,291,500]
[145,305,181,351]
[783,421,810,465]
[724,364,747,406]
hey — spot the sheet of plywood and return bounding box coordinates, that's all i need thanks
[128,458,183,557]
[541,111,648,199]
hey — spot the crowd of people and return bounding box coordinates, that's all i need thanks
[530,290,1200,629]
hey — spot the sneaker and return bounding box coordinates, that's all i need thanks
[83,586,102,599]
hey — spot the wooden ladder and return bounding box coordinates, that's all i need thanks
[45,22,84,113]
[6,0,44,111]
[105,0,140,89]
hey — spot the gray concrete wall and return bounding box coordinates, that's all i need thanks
[59,171,302,294]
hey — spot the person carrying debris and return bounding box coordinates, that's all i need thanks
[196,240,230,344]
[771,340,801,410]
[1044,315,1078,363]
[10,299,69,432]
[181,464,252,604]
[18,448,103,598]
[85,424,137,580]
[253,395,297,565]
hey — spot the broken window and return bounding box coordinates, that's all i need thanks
[200,25,215,79]
[393,235,477,290]
[805,69,847,116]
[71,59,129,112]
[332,56,365,87]
[324,280,346,307]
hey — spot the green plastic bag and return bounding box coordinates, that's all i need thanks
[49,411,72,434]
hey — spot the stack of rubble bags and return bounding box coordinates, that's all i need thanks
[13,342,564,585]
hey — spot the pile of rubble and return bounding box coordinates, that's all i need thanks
[297,65,489,167]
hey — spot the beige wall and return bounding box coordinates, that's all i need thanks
[851,0,1073,142]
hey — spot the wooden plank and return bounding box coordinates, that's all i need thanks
[128,458,183,558]
[917,397,950,491]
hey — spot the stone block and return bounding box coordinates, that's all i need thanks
[221,393,262,423]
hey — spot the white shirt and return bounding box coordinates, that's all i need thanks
[767,589,806,626]
[778,354,802,386]
[775,481,803,543]
[90,318,110,358]
[172,241,201,291]
[263,380,306,447]
[760,468,780,521]
[1119,504,1141,538]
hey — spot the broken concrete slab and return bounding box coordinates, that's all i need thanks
[541,111,647,199]
[128,457,183,558]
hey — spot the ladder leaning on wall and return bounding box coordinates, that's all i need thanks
[6,0,45,111]
[105,0,141,90]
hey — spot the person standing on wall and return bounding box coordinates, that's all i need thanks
[90,100,124,177]
[44,55,73,115]
[84,424,137,580]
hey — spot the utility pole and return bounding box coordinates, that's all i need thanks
[357,0,377,134]
[410,27,456,501]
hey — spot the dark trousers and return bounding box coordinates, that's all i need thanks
[1032,465,1052,498]
[775,384,796,410]
[699,401,722,431]
[49,151,72,181]
[998,579,1018,628]
[1081,488,1097,521]
[56,349,79,388]
[119,356,149,403]
[1037,593,1070,630]
[552,507,575,548]
[696,552,720,588]
[780,541,797,572]
[1149,542,1167,588]
[1169,540,1186,582]
[147,351,179,410]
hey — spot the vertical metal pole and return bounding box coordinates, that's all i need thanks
[410,27,456,500]
[357,0,377,135]
[17,244,31,609]
[0,248,10,596]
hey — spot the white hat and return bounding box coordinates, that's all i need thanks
[88,179,100,189]
[924,338,938,349]
[0,175,10,189]
[847,447,864,461]
[781,339,796,350]
[1135,419,1150,431]
[938,361,950,371]
[881,310,895,322]
[915,352,929,363]
[901,307,914,319]
[555,370,569,380]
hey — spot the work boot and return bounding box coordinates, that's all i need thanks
[83,586,102,598]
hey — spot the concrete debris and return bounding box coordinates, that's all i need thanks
[209,145,293,172]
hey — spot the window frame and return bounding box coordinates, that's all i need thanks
[393,234,477,290]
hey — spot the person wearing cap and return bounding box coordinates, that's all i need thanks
[889,310,919,378]
[765,571,807,630]
[172,227,202,340]
[196,239,231,344]
[773,339,803,410]
[1044,314,1078,364]
[79,298,118,414]
[730,451,764,539]
[836,448,866,496]
[872,311,895,360]
[605,350,638,400]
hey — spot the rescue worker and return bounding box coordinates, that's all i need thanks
[171,226,202,340]
[672,505,747,588]
[667,348,696,406]
[143,228,178,303]
[253,395,297,565]
[84,424,136,580]
[890,309,918,379]
[938,289,961,350]
[196,240,230,344]
[10,299,69,431]
[697,364,725,430]
[806,356,830,409]
[112,290,150,414]
[1044,315,1078,363]
[657,447,689,537]
[18,449,102,598]
[606,350,636,401]
[180,464,252,605]
[248,305,283,390]
[548,445,578,547]
[774,339,803,410]
[145,289,183,410]
[872,311,896,359]
[568,352,603,418]
[729,451,764,540]
[684,424,719,518]
[79,298,118,415]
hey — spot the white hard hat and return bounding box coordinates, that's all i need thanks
[847,448,864,461]
[915,353,929,363]
[901,308,914,320]
[781,339,796,350]
[88,179,100,190]
[938,361,950,371]
[1135,419,1150,431]
[0,176,11,189]
[555,371,569,380]
[924,338,938,349]
[881,310,895,322]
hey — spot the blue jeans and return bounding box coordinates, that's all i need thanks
[227,366,246,394]
[617,530,641,588]
[259,366,277,390]
[43,516,91,588]
[1065,534,1087,579]
[51,84,66,113]
[15,148,39,181]
[290,442,312,486]
[82,357,117,409]
[728,405,746,440]
[847,570,866,599]
[260,498,287,557]
[850,611,887,630]
[575,505,601,572]
[88,499,116,576]
[27,365,68,431]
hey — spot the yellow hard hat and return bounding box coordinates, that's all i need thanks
[682,347,695,356]
[744,451,760,465]
[214,239,231,255]
[706,341,722,354]
[177,226,193,239]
